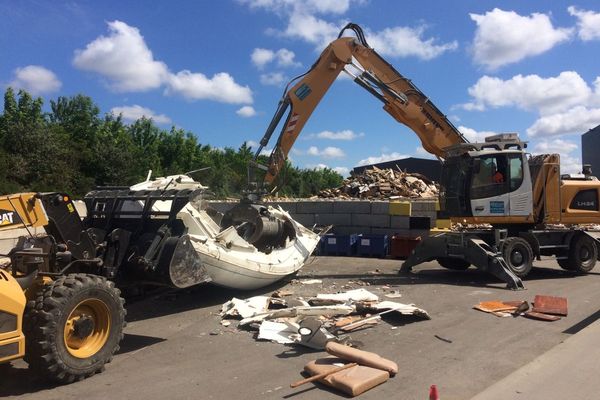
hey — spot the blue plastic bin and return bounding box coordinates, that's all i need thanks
[321,233,358,256]
[356,234,389,258]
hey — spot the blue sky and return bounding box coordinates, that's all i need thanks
[2,0,600,175]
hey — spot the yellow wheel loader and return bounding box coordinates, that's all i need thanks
[0,188,210,382]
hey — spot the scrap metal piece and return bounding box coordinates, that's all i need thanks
[532,295,568,316]
[239,304,355,326]
[473,301,518,314]
[310,289,379,305]
[295,317,338,350]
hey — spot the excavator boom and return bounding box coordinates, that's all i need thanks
[252,23,467,187]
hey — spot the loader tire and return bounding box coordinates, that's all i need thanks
[566,234,597,273]
[437,257,470,270]
[502,237,533,278]
[557,259,574,271]
[24,274,125,383]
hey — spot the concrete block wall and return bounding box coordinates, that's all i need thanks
[206,198,437,237]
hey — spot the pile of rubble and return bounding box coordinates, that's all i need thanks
[318,167,438,199]
[220,288,429,350]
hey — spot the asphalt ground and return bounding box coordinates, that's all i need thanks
[2,256,600,400]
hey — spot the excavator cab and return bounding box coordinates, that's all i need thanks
[440,134,533,222]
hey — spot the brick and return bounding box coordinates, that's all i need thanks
[370,201,389,215]
[297,201,334,214]
[352,214,390,228]
[390,216,410,229]
[316,213,352,226]
[333,201,371,214]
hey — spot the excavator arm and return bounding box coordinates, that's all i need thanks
[251,23,468,188]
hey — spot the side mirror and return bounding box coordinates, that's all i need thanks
[473,158,481,174]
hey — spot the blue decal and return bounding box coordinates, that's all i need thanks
[295,84,312,100]
[490,201,505,214]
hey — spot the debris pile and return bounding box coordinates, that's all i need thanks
[473,295,567,321]
[220,288,430,350]
[318,167,438,199]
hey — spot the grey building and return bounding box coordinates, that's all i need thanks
[353,157,441,181]
[582,125,600,174]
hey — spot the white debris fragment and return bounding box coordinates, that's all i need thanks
[371,301,430,319]
[315,288,379,303]
[298,279,323,285]
[257,321,300,344]
[221,296,271,319]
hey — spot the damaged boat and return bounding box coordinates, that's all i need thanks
[88,173,322,290]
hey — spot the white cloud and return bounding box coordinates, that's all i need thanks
[111,105,171,124]
[357,152,409,166]
[461,71,592,115]
[236,105,257,117]
[245,140,271,155]
[306,146,345,158]
[283,11,341,49]
[260,72,287,86]
[166,71,252,104]
[367,26,458,60]
[470,8,573,69]
[333,166,349,176]
[8,65,62,95]
[526,106,600,137]
[73,20,168,91]
[251,48,275,68]
[458,126,498,142]
[239,0,352,15]
[415,146,436,159]
[74,20,252,103]
[251,48,300,69]
[309,129,364,140]
[568,6,600,41]
[532,138,581,174]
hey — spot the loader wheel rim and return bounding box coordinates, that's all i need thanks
[64,299,111,359]
[579,246,591,262]
[511,250,524,266]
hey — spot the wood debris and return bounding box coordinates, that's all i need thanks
[318,166,439,199]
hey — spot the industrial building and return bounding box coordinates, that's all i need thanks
[582,125,600,174]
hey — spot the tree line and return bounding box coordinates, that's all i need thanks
[0,88,343,198]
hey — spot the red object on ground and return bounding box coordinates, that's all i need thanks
[429,384,439,400]
[532,295,568,316]
[390,235,422,258]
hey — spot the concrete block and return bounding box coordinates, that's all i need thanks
[333,226,367,235]
[297,201,333,214]
[389,201,411,216]
[292,214,315,227]
[371,227,400,236]
[316,213,352,226]
[390,216,410,229]
[352,214,390,228]
[389,228,430,238]
[371,201,389,215]
[333,201,371,214]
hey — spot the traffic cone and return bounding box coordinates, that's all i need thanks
[429,384,439,400]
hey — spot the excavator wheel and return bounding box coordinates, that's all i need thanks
[24,274,125,383]
[565,234,598,273]
[557,259,574,271]
[501,237,533,278]
[437,257,471,270]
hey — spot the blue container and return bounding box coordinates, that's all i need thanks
[357,234,389,258]
[321,233,358,256]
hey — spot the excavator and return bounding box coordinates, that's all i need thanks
[238,23,600,289]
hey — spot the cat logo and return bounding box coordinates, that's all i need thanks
[0,209,23,226]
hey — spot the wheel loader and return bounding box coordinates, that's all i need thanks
[0,187,211,382]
